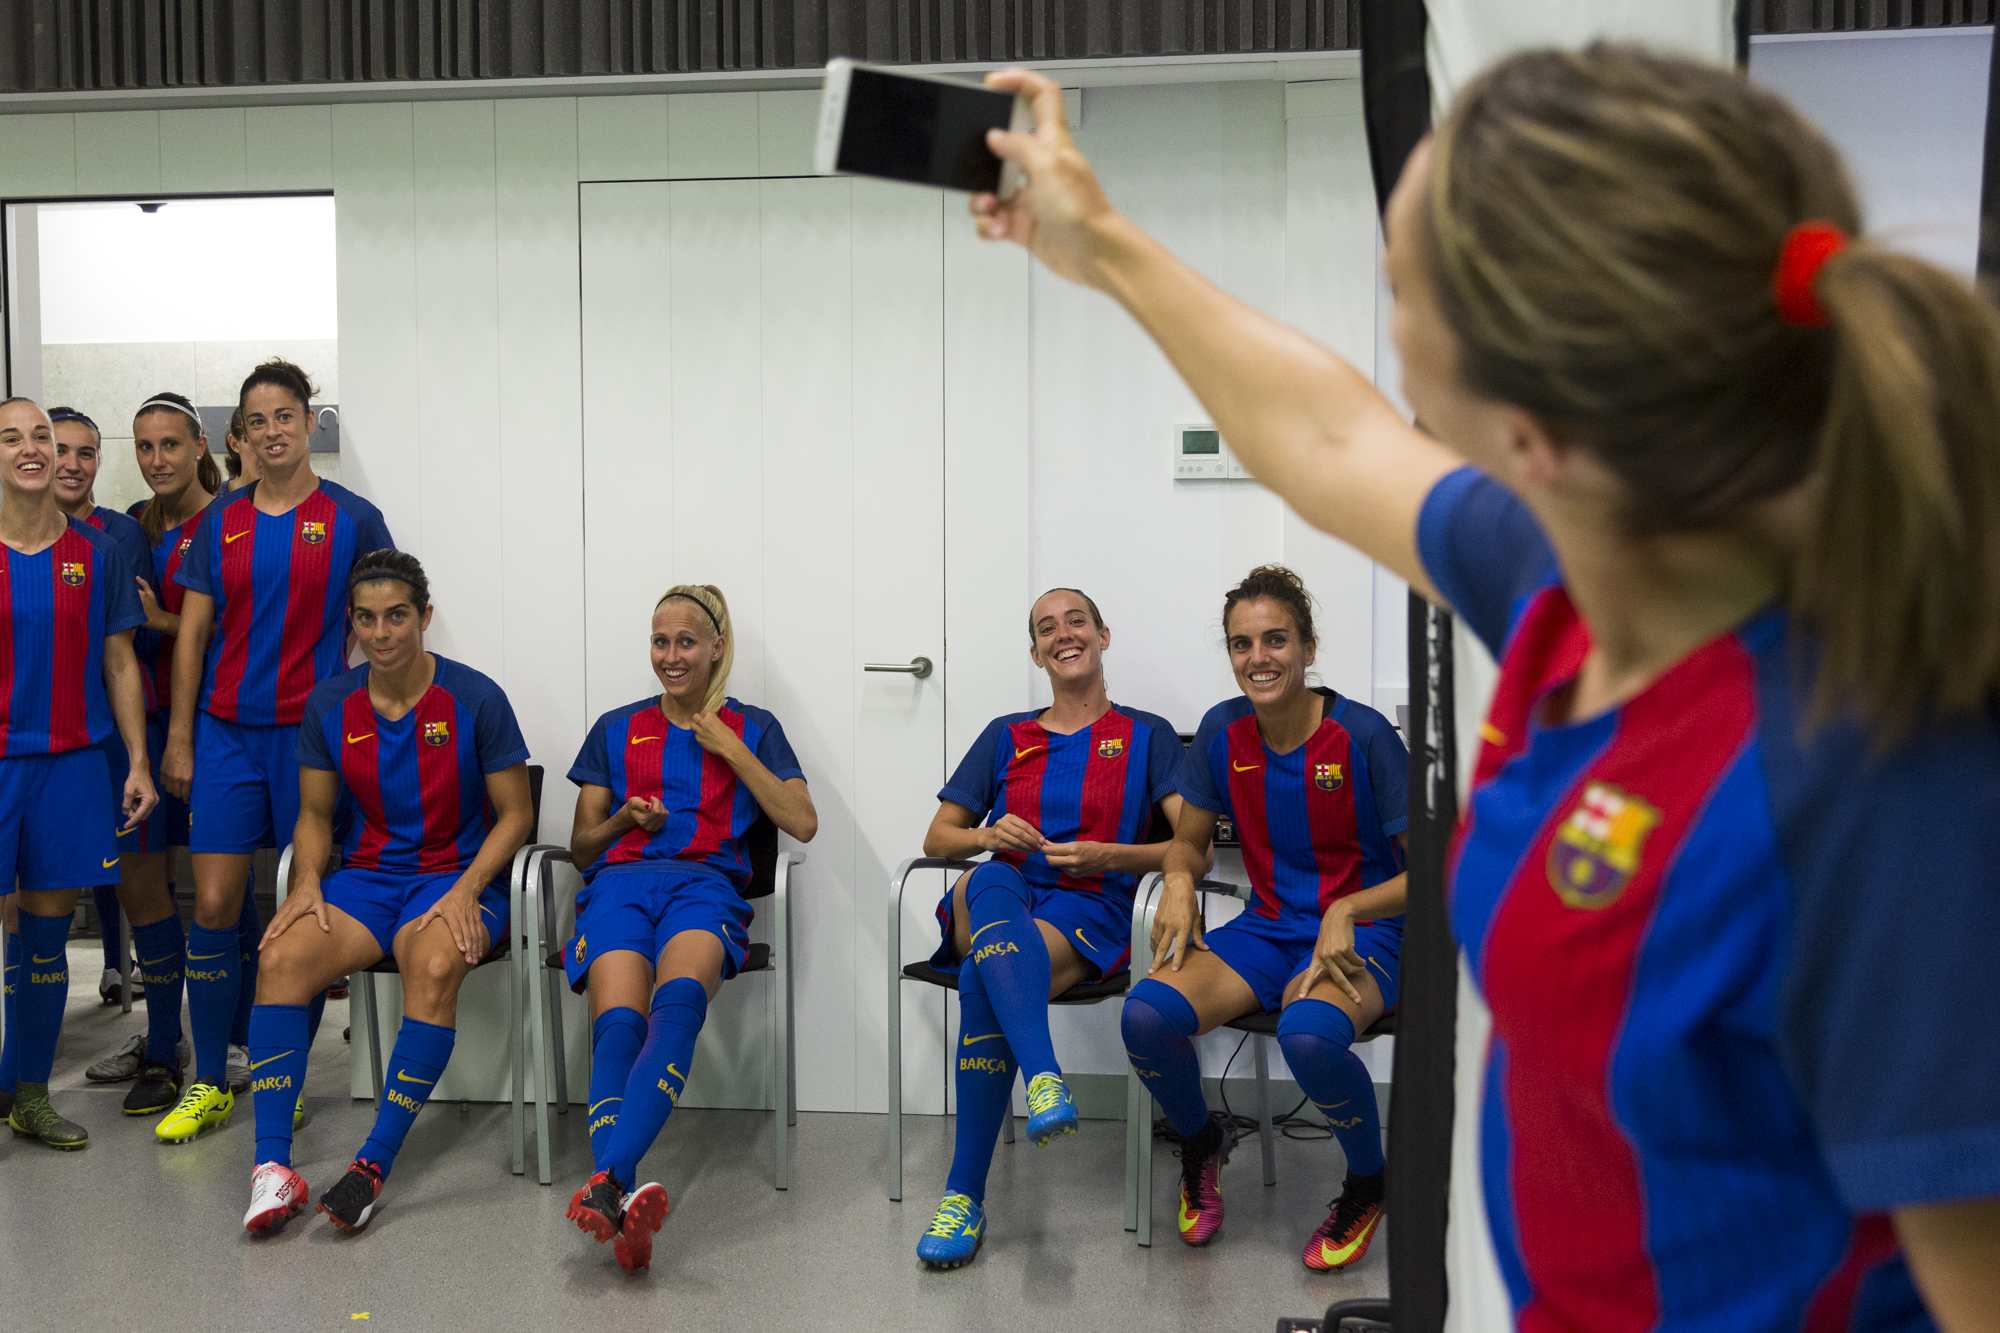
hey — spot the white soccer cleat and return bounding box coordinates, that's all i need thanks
[244,1162,310,1236]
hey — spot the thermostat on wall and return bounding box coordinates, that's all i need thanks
[1173,422,1248,480]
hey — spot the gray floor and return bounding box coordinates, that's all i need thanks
[2,943,1387,1331]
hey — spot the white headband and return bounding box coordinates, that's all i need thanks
[136,396,203,432]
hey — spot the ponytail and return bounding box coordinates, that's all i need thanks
[1795,248,2000,740]
[655,584,734,714]
[132,391,218,546]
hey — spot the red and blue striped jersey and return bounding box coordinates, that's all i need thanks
[83,506,157,711]
[940,704,1183,900]
[296,655,528,875]
[173,481,394,726]
[0,519,146,757]
[569,696,804,889]
[123,502,204,716]
[1422,467,2000,1333]
[1178,690,1407,924]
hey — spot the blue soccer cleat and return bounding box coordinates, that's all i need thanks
[1024,1072,1078,1146]
[916,1192,985,1269]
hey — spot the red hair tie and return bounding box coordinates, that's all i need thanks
[1773,221,1847,328]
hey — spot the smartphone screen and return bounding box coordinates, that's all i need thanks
[835,66,1016,193]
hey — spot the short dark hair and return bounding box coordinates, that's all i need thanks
[348,549,429,612]
[1222,565,1316,645]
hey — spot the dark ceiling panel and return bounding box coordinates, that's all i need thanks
[1,0,1361,91]
[1749,0,1991,30]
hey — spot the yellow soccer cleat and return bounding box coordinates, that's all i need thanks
[294,1092,307,1131]
[155,1081,234,1144]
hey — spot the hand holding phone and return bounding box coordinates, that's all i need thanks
[815,59,1031,196]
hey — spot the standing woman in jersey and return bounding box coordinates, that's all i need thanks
[0,399,156,1148]
[1126,566,1407,1267]
[47,407,156,1005]
[975,52,2000,1330]
[562,584,815,1274]
[913,587,1184,1269]
[157,360,393,1146]
[243,551,533,1236]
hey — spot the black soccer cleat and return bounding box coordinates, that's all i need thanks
[318,1159,387,1234]
[565,1169,625,1245]
[123,1060,183,1115]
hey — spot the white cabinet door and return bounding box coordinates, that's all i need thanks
[579,177,950,1114]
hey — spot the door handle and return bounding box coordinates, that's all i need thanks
[864,656,933,679]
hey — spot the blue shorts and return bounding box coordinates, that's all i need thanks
[564,863,752,993]
[1203,908,1403,1015]
[322,866,511,957]
[189,713,301,855]
[929,860,1135,981]
[102,714,189,857]
[0,749,120,894]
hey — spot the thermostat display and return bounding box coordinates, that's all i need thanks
[1174,422,1248,480]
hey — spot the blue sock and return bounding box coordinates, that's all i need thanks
[587,1007,647,1171]
[962,863,1059,1082]
[1,931,20,1094]
[17,911,75,1084]
[133,915,187,1066]
[248,1003,309,1166]
[306,988,327,1049]
[1122,978,1211,1138]
[358,1017,455,1176]
[1277,1000,1384,1176]
[186,923,239,1085]
[604,978,708,1188]
[93,884,122,971]
[943,958,1014,1205]
[231,887,261,1048]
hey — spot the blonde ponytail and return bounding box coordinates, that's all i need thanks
[1797,249,2000,739]
[656,584,734,714]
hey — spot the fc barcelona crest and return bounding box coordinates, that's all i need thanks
[300,520,327,545]
[59,561,87,587]
[177,537,193,555]
[575,934,587,965]
[1314,762,1344,792]
[423,720,450,747]
[1097,738,1124,759]
[1547,782,1660,910]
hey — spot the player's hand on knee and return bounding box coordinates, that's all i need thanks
[1302,910,1365,1006]
[263,881,329,949]
[1149,877,1206,974]
[417,887,488,965]
[982,813,1045,855]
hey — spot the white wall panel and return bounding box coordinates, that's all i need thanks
[330,104,421,549]
[667,92,760,178]
[0,114,77,197]
[74,111,161,196]
[159,108,247,195]
[411,101,505,674]
[577,95,670,181]
[756,90,820,177]
[495,98,587,845]
[244,105,335,190]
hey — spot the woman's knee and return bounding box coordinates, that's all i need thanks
[255,939,328,1005]
[1275,995,1356,1062]
[1123,977,1201,1047]
[964,861,1031,914]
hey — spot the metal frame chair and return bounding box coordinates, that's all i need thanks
[1127,877,1396,1247]
[515,819,802,1190]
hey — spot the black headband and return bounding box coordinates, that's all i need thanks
[660,591,721,634]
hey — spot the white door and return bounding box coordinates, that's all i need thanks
[579,176,953,1114]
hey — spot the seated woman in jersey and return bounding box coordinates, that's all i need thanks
[914,587,1185,1270]
[241,550,534,1236]
[562,584,816,1275]
[1123,565,1407,1271]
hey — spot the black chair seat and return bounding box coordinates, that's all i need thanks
[1224,1008,1397,1039]
[901,960,1130,1004]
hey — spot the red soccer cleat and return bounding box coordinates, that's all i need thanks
[613,1183,670,1274]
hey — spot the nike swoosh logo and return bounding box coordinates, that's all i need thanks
[664,1064,684,1083]
[224,531,248,543]
[116,825,137,837]
[1014,745,1044,760]
[187,951,227,961]
[1074,928,1095,950]
[968,921,1004,945]
[31,953,64,964]
[629,735,661,746]
[961,1033,1006,1046]
[346,732,374,744]
[1232,762,1261,772]
[588,1098,622,1114]
[139,954,177,967]
[395,1072,434,1086]
[247,1052,290,1072]
[102,857,120,867]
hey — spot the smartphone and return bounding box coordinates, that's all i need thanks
[815,59,1030,197]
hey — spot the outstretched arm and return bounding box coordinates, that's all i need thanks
[973,68,1462,596]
